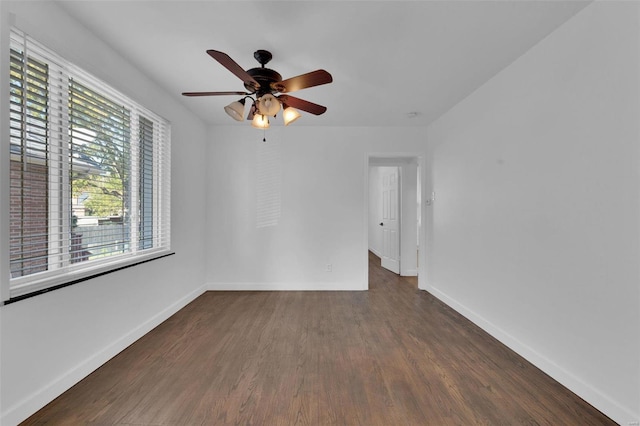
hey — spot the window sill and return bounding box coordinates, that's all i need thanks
[3,251,175,305]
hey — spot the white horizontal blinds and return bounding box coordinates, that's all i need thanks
[154,117,171,251]
[9,40,50,278]
[47,55,72,274]
[139,116,153,250]
[8,28,171,299]
[69,79,132,261]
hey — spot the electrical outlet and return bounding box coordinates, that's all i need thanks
[325,264,332,272]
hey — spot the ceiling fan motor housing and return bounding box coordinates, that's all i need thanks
[245,67,283,96]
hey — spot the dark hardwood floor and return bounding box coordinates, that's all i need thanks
[22,252,615,425]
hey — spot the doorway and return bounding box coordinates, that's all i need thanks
[367,154,425,289]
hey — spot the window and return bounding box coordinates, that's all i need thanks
[8,29,171,300]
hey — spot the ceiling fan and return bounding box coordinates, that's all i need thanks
[182,49,333,128]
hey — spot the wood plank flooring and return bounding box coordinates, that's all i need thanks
[22,252,615,425]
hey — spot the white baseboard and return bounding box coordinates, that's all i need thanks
[369,248,382,258]
[425,285,639,426]
[207,282,367,291]
[2,284,207,426]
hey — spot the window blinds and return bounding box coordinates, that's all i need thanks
[8,29,171,300]
[9,39,57,282]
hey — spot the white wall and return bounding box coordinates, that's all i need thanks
[400,162,418,276]
[0,2,208,424]
[426,2,639,423]
[206,126,427,290]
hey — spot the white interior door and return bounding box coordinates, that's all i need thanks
[381,167,400,274]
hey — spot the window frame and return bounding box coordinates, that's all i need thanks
[5,28,172,302]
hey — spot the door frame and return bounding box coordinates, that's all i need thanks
[364,153,427,290]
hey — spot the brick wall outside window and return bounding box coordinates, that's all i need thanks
[10,159,48,277]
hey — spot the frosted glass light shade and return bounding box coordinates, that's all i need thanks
[251,114,270,129]
[257,94,281,116]
[224,99,245,121]
[283,107,301,126]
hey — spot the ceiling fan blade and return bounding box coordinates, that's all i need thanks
[278,95,327,115]
[207,50,259,91]
[182,91,249,97]
[272,70,333,93]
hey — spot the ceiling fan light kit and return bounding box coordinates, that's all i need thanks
[257,93,280,116]
[252,114,270,129]
[283,106,301,126]
[183,49,332,139]
[224,98,246,121]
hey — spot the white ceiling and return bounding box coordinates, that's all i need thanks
[57,0,589,127]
